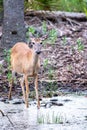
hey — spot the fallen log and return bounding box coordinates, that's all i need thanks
[25,11,87,21]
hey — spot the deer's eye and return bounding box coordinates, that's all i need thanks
[32,42,35,45]
[29,43,33,48]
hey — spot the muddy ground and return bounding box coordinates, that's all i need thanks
[1,95,87,130]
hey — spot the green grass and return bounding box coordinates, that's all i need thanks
[62,36,67,46]
[0,64,3,73]
[48,69,54,80]
[1,0,87,13]
[37,111,67,124]
[43,59,48,69]
[24,0,87,13]
[3,49,12,82]
[76,38,84,51]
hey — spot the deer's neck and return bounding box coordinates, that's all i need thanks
[33,54,39,66]
[32,53,39,73]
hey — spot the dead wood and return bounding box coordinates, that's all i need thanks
[0,109,14,126]
[0,109,5,116]
[58,25,85,38]
[25,11,87,21]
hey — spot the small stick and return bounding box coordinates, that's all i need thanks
[0,109,14,127]
[0,110,5,116]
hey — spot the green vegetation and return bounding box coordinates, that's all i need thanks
[26,21,57,45]
[62,36,67,46]
[48,68,54,80]
[45,82,58,92]
[0,0,87,14]
[48,29,58,44]
[4,49,11,69]
[43,59,48,70]
[24,0,87,13]
[42,21,47,34]
[28,26,35,35]
[3,49,12,82]
[0,64,3,73]
[76,38,84,51]
[26,26,36,41]
[42,21,57,45]
[43,59,54,80]
[37,112,67,124]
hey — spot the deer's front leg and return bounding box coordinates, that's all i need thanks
[24,74,29,108]
[34,74,40,109]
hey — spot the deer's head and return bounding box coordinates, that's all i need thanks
[30,38,44,55]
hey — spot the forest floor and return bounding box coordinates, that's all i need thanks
[0,11,87,98]
[0,11,87,130]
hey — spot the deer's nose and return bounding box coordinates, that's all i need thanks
[36,51,41,54]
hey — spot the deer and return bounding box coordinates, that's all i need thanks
[8,37,44,108]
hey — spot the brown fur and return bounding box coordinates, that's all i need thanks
[8,41,42,108]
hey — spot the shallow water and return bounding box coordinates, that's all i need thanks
[0,95,87,130]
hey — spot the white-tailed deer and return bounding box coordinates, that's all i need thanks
[8,38,44,108]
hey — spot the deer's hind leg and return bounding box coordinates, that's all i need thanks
[20,75,26,102]
[8,71,15,100]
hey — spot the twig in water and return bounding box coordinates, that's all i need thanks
[0,109,14,127]
[0,110,5,116]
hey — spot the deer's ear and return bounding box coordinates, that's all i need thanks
[30,37,35,42]
[41,34,48,41]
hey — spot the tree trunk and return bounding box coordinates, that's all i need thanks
[1,0,26,49]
